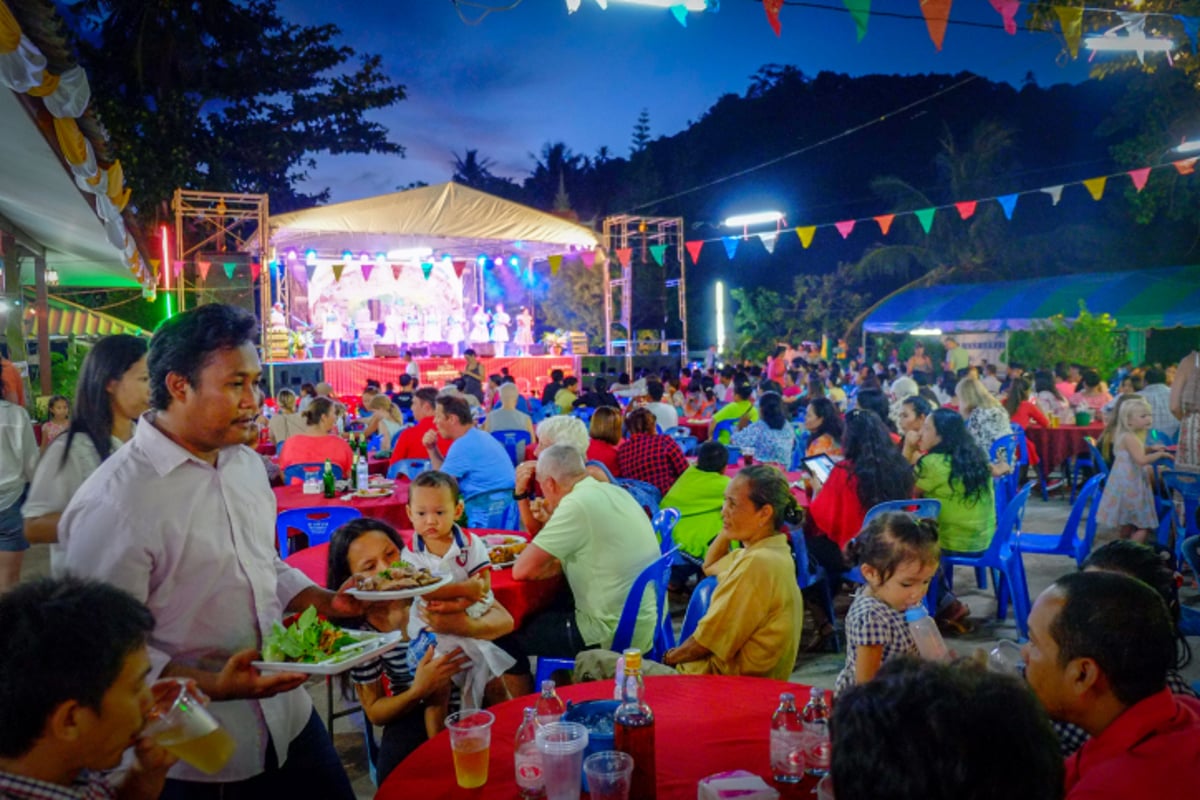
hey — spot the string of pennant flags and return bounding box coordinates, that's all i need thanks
[681,155,1198,265]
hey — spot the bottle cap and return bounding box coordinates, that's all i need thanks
[904,605,930,623]
[779,692,794,703]
[540,679,556,693]
[623,648,642,670]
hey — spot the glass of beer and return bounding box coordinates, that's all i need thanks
[142,680,235,774]
[446,708,495,788]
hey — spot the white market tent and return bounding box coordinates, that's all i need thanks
[267,181,601,260]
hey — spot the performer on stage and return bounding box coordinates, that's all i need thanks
[468,304,491,346]
[321,306,347,359]
[422,305,442,343]
[514,306,534,356]
[491,302,511,357]
[354,305,375,356]
[446,308,466,357]
[269,302,287,328]
[383,303,404,346]
[403,307,422,346]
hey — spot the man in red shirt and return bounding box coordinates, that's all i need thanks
[388,387,449,463]
[1023,571,1200,799]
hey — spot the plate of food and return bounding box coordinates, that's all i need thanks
[253,607,404,675]
[485,534,528,568]
[353,486,393,498]
[367,475,392,488]
[345,561,451,600]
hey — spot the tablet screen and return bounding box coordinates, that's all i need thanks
[802,454,838,484]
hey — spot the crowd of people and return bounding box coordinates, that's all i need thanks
[1,314,1198,798]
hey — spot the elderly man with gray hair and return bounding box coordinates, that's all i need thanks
[499,444,660,693]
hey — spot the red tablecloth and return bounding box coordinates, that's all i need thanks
[378,675,819,799]
[1024,423,1104,471]
[282,530,566,630]
[682,418,712,443]
[274,481,412,531]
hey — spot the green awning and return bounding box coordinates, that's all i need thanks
[864,266,1200,333]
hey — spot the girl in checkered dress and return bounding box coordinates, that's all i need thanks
[834,512,941,696]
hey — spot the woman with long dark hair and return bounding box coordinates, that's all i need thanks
[1032,370,1071,420]
[804,397,844,457]
[23,335,150,570]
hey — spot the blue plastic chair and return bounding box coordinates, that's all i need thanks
[788,528,839,651]
[725,446,742,466]
[1071,437,1108,502]
[490,429,533,466]
[360,710,380,786]
[680,575,718,643]
[463,488,520,530]
[1147,428,1177,447]
[712,419,735,444]
[585,459,617,482]
[386,459,430,480]
[990,435,1019,510]
[1158,470,1200,567]
[616,478,662,519]
[1017,473,1104,567]
[534,548,678,685]
[572,407,595,424]
[934,482,1035,640]
[665,425,691,439]
[276,506,362,558]
[652,507,680,554]
[674,435,698,456]
[282,462,344,485]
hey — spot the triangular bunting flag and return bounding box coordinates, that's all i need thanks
[172,260,184,277]
[988,0,1019,34]
[391,264,403,281]
[1128,167,1151,192]
[549,255,563,276]
[722,236,739,261]
[222,262,236,280]
[843,0,870,41]
[251,261,262,282]
[649,244,667,266]
[920,0,953,51]
[914,208,936,234]
[304,263,317,281]
[685,240,704,264]
[615,247,633,268]
[453,260,467,278]
[760,233,778,254]
[361,263,374,282]
[1176,14,1199,53]
[580,251,596,268]
[955,200,977,220]
[1042,185,1064,205]
[874,214,894,235]
[197,261,211,281]
[669,4,687,26]
[996,194,1018,219]
[763,0,783,36]
[796,226,816,249]
[420,262,433,280]
[835,220,856,239]
[332,263,345,282]
[1174,158,1197,175]
[1055,5,1084,58]
[149,259,160,271]
[1083,176,1107,201]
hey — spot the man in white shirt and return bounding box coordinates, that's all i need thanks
[642,380,679,430]
[1138,366,1178,440]
[60,304,362,799]
[0,397,37,590]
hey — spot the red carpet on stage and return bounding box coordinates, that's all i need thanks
[321,356,578,395]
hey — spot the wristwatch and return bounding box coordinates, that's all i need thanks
[512,489,534,501]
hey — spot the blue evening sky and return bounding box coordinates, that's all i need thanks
[283,0,1092,202]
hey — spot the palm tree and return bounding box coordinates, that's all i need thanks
[452,149,498,188]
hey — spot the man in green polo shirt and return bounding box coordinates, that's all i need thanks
[944,336,969,374]
[708,383,758,444]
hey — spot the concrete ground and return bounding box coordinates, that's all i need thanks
[18,490,1199,799]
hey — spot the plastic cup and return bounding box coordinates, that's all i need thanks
[536,721,589,800]
[583,750,633,800]
[445,709,494,788]
[302,467,320,494]
[742,447,755,466]
[141,680,235,775]
[987,640,1025,677]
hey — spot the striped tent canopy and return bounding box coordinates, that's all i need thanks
[864,266,1200,333]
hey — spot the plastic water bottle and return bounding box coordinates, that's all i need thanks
[534,680,565,726]
[514,707,546,799]
[906,605,950,661]
[769,692,805,783]
[356,454,369,491]
[801,687,831,777]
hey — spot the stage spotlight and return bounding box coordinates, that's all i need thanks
[493,256,503,267]
[477,255,488,267]
[342,250,353,261]
[286,249,297,261]
[305,250,317,266]
[509,256,520,270]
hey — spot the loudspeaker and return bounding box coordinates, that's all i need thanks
[427,342,454,357]
[528,344,546,356]
[265,361,324,394]
[373,344,402,358]
[471,343,495,358]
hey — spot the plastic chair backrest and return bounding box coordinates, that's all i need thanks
[652,508,680,554]
[1065,473,1105,562]
[788,528,821,590]
[1085,438,1109,475]
[1147,428,1176,447]
[616,478,662,518]
[386,458,430,480]
[675,435,698,456]
[463,488,520,530]
[276,506,363,558]
[1008,426,1030,466]
[1162,471,1200,538]
[861,499,942,526]
[490,429,532,466]
[725,446,742,465]
[982,481,1034,563]
[573,407,595,424]
[611,548,676,660]
[665,426,690,439]
[585,459,617,482]
[283,462,344,485]
[680,575,718,643]
[713,419,735,443]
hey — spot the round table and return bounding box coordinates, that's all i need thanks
[682,418,712,443]
[378,675,820,799]
[273,479,412,531]
[1023,423,1104,474]
[282,531,566,630]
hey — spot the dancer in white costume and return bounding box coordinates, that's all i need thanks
[422,306,442,343]
[382,304,404,346]
[321,307,346,359]
[468,305,491,345]
[491,303,511,357]
[403,308,422,346]
[513,307,534,356]
[446,310,466,357]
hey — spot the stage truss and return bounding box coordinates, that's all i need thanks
[601,215,687,375]
[172,190,271,354]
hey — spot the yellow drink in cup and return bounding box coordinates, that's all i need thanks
[446,709,495,789]
[142,680,235,775]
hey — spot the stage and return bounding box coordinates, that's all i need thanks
[264,355,579,397]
